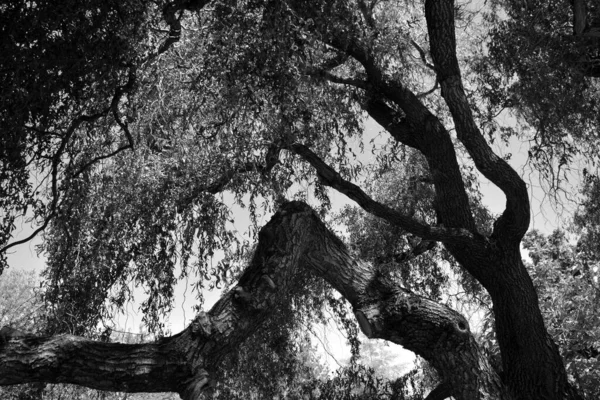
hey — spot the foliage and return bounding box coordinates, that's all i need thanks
[487,228,600,398]
[0,270,41,331]
[0,0,156,270]
[310,364,425,400]
[478,0,600,185]
[574,174,600,256]
[2,0,376,334]
[0,0,496,335]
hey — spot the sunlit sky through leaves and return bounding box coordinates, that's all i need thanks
[4,112,579,373]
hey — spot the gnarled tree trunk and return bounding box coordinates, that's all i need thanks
[0,201,511,400]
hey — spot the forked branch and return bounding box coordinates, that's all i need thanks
[424,0,530,241]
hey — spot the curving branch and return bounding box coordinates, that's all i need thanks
[1,71,139,256]
[416,78,439,98]
[410,39,437,71]
[1,108,110,255]
[0,201,511,400]
[424,0,530,242]
[424,382,453,400]
[287,143,479,247]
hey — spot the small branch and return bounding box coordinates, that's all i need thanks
[375,239,437,265]
[176,144,281,209]
[157,2,183,55]
[71,144,133,179]
[410,39,436,71]
[357,0,377,32]
[110,68,137,149]
[1,108,109,255]
[0,219,53,255]
[298,320,343,368]
[311,68,369,89]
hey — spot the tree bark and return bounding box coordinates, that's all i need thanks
[424,2,582,399]
[0,201,512,400]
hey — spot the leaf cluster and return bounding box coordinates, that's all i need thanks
[477,0,600,185]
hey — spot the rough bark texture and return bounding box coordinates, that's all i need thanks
[1,202,512,400]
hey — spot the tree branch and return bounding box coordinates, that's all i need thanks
[0,333,191,393]
[1,108,110,255]
[1,74,139,256]
[363,98,419,149]
[176,145,281,209]
[416,78,439,98]
[287,143,476,246]
[424,381,453,400]
[424,0,530,242]
[410,39,436,71]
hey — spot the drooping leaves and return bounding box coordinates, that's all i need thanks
[478,0,600,184]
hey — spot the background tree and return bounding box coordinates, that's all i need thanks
[521,230,600,398]
[479,0,600,185]
[1,0,599,399]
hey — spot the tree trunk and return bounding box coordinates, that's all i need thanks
[0,201,511,400]
[462,244,583,400]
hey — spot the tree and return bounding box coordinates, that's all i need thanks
[0,0,597,399]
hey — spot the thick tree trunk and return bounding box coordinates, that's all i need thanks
[472,246,582,400]
[0,201,511,400]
